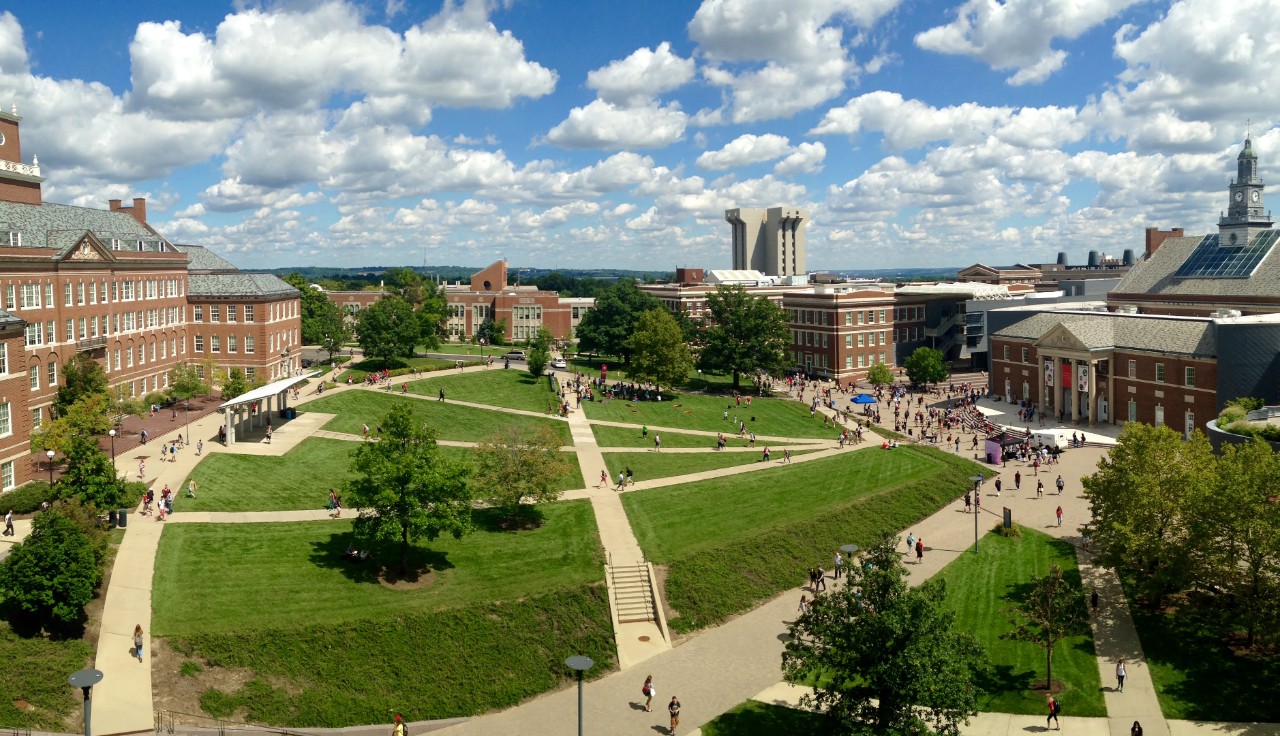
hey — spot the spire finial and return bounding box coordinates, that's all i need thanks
[1246,118,1252,141]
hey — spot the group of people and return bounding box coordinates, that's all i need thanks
[639,676,682,735]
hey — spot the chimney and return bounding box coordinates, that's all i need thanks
[1144,227,1185,257]
[108,197,148,226]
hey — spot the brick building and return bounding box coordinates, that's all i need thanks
[443,260,591,342]
[782,286,896,385]
[0,106,299,490]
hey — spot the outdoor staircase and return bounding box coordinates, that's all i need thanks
[608,562,658,624]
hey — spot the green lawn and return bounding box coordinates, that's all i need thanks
[935,527,1105,717]
[1121,577,1280,721]
[568,357,763,394]
[419,343,497,356]
[406,368,561,413]
[304,390,572,444]
[0,623,93,730]
[177,438,584,512]
[700,701,830,736]
[336,356,458,383]
[591,424,816,449]
[601,449,817,482]
[154,501,603,634]
[582,391,834,438]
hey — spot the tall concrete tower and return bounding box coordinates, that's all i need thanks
[725,206,809,277]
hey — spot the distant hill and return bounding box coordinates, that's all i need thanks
[825,267,962,281]
[253,266,670,282]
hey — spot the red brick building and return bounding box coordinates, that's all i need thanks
[782,287,895,385]
[443,260,591,342]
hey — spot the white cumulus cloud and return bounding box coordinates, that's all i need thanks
[545,99,687,150]
[587,42,696,105]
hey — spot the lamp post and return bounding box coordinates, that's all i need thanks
[67,668,103,736]
[46,449,55,486]
[108,429,116,477]
[839,543,859,578]
[564,655,593,736]
[184,398,191,446]
[970,475,985,552]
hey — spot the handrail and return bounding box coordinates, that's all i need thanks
[154,709,316,736]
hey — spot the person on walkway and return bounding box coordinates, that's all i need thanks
[642,675,655,712]
[3,509,12,536]
[134,624,144,663]
[668,696,681,736]
[140,429,148,445]
[187,480,198,499]
[654,434,661,451]
[906,532,915,555]
[392,713,405,736]
[815,567,827,592]
[196,439,203,456]
[783,448,791,463]
[833,551,843,579]
[265,424,273,444]
[798,595,810,614]
[138,460,146,481]
[1056,475,1065,495]
[994,477,1002,496]
[1116,659,1127,692]
[963,491,972,513]
[1130,721,1143,736]
[1036,479,1044,497]
[597,470,608,489]
[1014,470,1021,490]
[1046,695,1059,730]
[1091,588,1099,613]
[616,470,626,492]
[438,388,445,402]
[915,538,924,564]
[1056,505,1064,527]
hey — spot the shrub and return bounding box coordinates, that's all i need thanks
[992,521,1022,538]
[0,481,56,514]
[180,660,204,677]
[1226,396,1264,412]
[144,392,171,409]
[1217,405,1247,425]
[0,506,101,629]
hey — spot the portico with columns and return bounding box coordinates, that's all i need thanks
[1034,323,1113,428]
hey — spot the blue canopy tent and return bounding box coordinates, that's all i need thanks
[851,393,877,404]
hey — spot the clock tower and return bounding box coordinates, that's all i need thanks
[1219,135,1272,247]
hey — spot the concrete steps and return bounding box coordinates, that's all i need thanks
[608,563,656,624]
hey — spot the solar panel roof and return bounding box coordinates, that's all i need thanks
[1174,229,1280,279]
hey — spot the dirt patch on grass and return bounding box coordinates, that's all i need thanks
[152,638,254,724]
[376,567,438,590]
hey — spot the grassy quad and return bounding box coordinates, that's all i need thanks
[934,527,1105,717]
[405,368,562,413]
[176,438,584,512]
[152,503,614,726]
[335,356,458,383]
[600,449,818,483]
[304,390,572,444]
[582,391,835,439]
[590,424,825,449]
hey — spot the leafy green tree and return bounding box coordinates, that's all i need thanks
[476,318,507,347]
[904,347,949,387]
[628,308,694,391]
[59,435,124,510]
[283,273,340,345]
[344,403,474,575]
[0,506,101,629]
[414,281,448,352]
[221,368,250,401]
[168,363,211,405]
[574,280,661,362]
[109,386,146,428]
[32,394,113,454]
[783,535,987,736]
[697,285,790,390]
[1004,564,1089,691]
[1082,423,1214,605]
[357,297,420,362]
[527,327,552,379]
[866,362,894,388]
[472,424,571,524]
[53,354,109,419]
[314,301,353,362]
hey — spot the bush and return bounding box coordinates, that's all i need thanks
[1227,396,1264,412]
[992,521,1022,538]
[0,506,101,629]
[144,392,171,409]
[1217,405,1247,425]
[0,481,56,514]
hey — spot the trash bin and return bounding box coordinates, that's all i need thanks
[117,509,128,528]
[289,408,296,419]
[986,452,994,464]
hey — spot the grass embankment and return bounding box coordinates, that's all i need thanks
[590,424,823,449]
[406,369,561,413]
[179,438,583,512]
[153,502,613,726]
[0,624,93,729]
[623,446,982,632]
[1121,577,1280,721]
[601,449,818,482]
[700,701,829,735]
[582,391,834,438]
[305,391,571,444]
[935,527,1104,717]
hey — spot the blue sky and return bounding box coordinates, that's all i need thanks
[0,0,1276,272]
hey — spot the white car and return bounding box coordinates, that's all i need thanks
[551,358,567,370]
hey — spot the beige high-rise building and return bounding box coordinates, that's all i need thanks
[725,207,809,277]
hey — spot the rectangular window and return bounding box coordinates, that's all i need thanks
[112,281,119,302]
[858,354,866,368]
[1,461,13,491]
[857,333,866,347]
[47,361,56,386]
[879,309,886,323]
[24,323,40,347]
[194,335,204,352]
[227,305,237,322]
[856,311,864,325]
[99,281,107,303]
[228,335,238,353]
[1128,359,1136,378]
[0,342,6,375]
[28,365,38,390]
[211,306,220,323]
[64,282,72,306]
[1155,363,1165,383]
[126,348,133,368]
[45,321,54,344]
[211,335,221,353]
[880,352,886,364]
[194,305,204,322]
[4,285,13,311]
[244,334,256,354]
[150,342,157,362]
[1021,347,1029,363]
[1185,366,1195,387]
[844,312,852,325]
[0,404,9,438]
[78,283,86,305]
[65,319,74,342]
[31,408,41,430]
[1128,400,1137,423]
[845,355,853,368]
[114,349,121,371]
[44,283,53,307]
[246,367,255,380]
[20,284,39,309]
[879,331,886,345]
[844,334,852,348]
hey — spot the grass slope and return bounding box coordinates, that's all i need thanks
[590,424,821,449]
[153,502,603,634]
[0,624,92,730]
[935,527,1105,717]
[582,391,834,438]
[601,449,817,482]
[406,369,561,413]
[304,390,571,444]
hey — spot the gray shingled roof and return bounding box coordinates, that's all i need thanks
[188,273,299,298]
[1111,232,1280,298]
[993,311,1216,356]
[174,244,238,273]
[0,200,172,256]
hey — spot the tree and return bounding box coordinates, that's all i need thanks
[283,273,342,345]
[53,354,109,418]
[1082,423,1214,605]
[628,308,694,391]
[866,362,894,388]
[904,347,949,387]
[314,302,353,362]
[108,386,146,428]
[357,296,419,362]
[0,505,101,629]
[413,281,448,352]
[783,536,987,736]
[60,435,124,510]
[472,424,571,524]
[169,363,211,404]
[574,280,662,362]
[32,393,113,454]
[344,403,474,576]
[527,327,552,379]
[476,318,507,347]
[1003,564,1089,691]
[221,368,250,401]
[697,285,790,390]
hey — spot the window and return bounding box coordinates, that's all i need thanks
[879,331,886,345]
[113,349,121,371]
[845,355,853,368]
[195,364,205,379]
[1021,347,1029,363]
[4,285,12,310]
[78,318,86,341]
[194,305,204,322]
[64,282,72,306]
[194,335,204,352]
[858,355,866,367]
[1002,345,1010,360]
[150,342,157,362]
[245,335,255,353]
[857,333,866,347]
[1128,400,1137,423]
[211,335,221,353]
[844,334,852,348]
[112,281,119,302]
[210,306,220,323]
[857,311,864,325]
[65,319,74,342]
[228,335,237,353]
[245,367,255,380]
[28,365,39,390]
[227,305,237,322]
[24,323,39,347]
[844,312,852,325]
[1185,366,1196,387]
[78,282,86,305]
[44,283,53,307]
[20,284,39,309]
[0,342,7,375]
[1,460,13,491]
[880,352,886,364]
[0,405,10,436]
[44,320,54,344]
[47,361,56,387]
[1128,359,1136,378]
[1155,363,1165,383]
[31,408,41,431]
[879,309,886,323]
[126,348,133,368]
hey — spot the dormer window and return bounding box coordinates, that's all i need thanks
[111,238,121,250]
[5,231,19,247]
[137,240,145,251]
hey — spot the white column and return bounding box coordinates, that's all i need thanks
[1088,361,1098,428]
[1070,359,1081,423]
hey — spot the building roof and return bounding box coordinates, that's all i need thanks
[992,311,1217,356]
[174,244,238,273]
[706,269,771,284]
[188,273,299,298]
[1112,231,1280,299]
[0,200,173,256]
[896,282,1014,300]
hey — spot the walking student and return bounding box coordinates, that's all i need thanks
[1056,505,1064,527]
[642,675,655,712]
[915,537,924,564]
[3,509,12,536]
[133,624,145,663]
[668,696,682,736]
[1056,475,1065,495]
[1046,695,1060,730]
[392,713,405,736]
[1116,659,1127,692]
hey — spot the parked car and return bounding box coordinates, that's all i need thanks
[504,350,527,361]
[551,358,567,369]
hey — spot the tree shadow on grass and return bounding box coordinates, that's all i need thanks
[307,530,454,584]
[473,505,546,532]
[702,702,832,736]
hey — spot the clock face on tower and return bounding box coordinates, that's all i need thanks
[1234,191,1244,202]
[1252,190,1261,203]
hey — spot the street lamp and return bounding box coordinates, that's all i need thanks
[108,429,116,476]
[67,668,103,736]
[564,655,593,736]
[46,449,55,486]
[839,543,859,579]
[969,475,985,552]
[184,398,191,446]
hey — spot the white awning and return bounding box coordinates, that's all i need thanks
[218,372,320,411]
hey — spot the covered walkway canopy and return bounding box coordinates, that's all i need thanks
[218,372,319,445]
